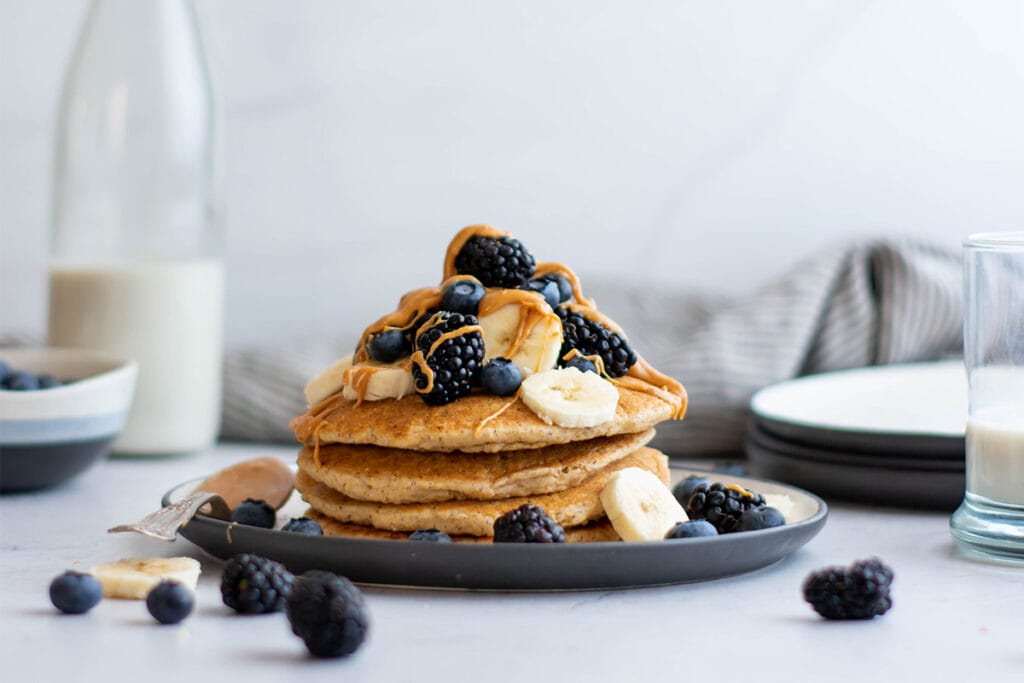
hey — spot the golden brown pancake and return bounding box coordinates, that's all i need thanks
[307,509,621,543]
[290,387,674,452]
[297,447,669,537]
[296,429,654,504]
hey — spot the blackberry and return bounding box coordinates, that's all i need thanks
[49,571,103,614]
[366,328,410,362]
[411,312,484,406]
[220,553,294,614]
[555,307,637,377]
[479,357,522,397]
[408,529,453,542]
[146,580,194,624]
[803,558,894,620]
[671,475,710,507]
[685,482,766,534]
[454,235,536,288]
[665,520,718,539]
[282,517,324,535]
[440,278,486,315]
[231,498,276,528]
[493,504,565,543]
[287,571,369,658]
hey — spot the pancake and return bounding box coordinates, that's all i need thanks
[296,429,655,504]
[306,509,622,543]
[297,446,669,537]
[290,386,674,452]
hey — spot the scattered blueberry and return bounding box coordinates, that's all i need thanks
[563,355,597,374]
[526,278,561,309]
[440,278,486,315]
[664,519,719,539]
[287,571,369,658]
[146,580,194,624]
[231,498,276,528]
[366,328,410,363]
[3,370,39,391]
[49,571,103,614]
[282,517,324,535]
[737,506,786,532]
[408,529,452,542]
[671,475,709,506]
[479,357,523,397]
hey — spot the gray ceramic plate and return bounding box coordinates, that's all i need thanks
[162,466,828,591]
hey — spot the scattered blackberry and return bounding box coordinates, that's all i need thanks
[440,278,486,315]
[366,328,410,362]
[411,312,484,406]
[287,571,369,658]
[231,498,276,528]
[454,235,536,288]
[480,357,522,397]
[49,571,103,614]
[220,553,294,614]
[146,580,194,624]
[803,558,894,620]
[563,355,597,374]
[685,482,766,534]
[737,506,786,532]
[408,529,453,542]
[282,517,324,535]
[493,504,565,543]
[525,277,561,309]
[555,307,637,377]
[671,475,710,507]
[664,520,718,539]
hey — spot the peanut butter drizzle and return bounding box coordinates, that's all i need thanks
[613,358,688,420]
[409,322,485,394]
[473,392,521,436]
[477,288,561,373]
[442,224,510,281]
[534,261,595,308]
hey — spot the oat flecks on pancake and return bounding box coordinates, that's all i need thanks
[290,387,673,453]
[297,447,669,537]
[296,430,655,504]
[306,509,622,543]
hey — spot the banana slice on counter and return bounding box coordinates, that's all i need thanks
[304,355,354,406]
[91,557,201,599]
[600,467,688,542]
[520,366,618,428]
[478,302,563,376]
[341,361,416,402]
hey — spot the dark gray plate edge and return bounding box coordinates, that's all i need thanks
[752,414,965,458]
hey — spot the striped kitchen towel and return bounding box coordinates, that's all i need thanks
[220,238,963,456]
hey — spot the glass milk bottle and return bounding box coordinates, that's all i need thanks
[48,0,224,454]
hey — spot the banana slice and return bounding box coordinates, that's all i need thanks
[520,366,618,428]
[341,361,416,401]
[478,302,562,376]
[600,467,688,542]
[304,355,354,406]
[91,557,201,599]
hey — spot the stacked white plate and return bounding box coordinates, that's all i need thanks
[747,361,967,509]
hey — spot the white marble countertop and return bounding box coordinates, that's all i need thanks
[1,443,1021,683]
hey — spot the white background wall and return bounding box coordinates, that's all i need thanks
[2,0,1023,347]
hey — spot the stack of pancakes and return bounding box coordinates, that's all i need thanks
[290,386,675,542]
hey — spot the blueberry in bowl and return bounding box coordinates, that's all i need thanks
[0,347,137,492]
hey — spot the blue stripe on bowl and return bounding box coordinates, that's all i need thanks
[0,412,128,445]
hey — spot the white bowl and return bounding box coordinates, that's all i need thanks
[1,347,137,492]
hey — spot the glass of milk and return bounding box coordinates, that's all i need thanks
[950,232,1024,560]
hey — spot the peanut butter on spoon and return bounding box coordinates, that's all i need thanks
[193,457,294,510]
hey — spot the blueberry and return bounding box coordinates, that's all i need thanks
[3,370,39,391]
[0,360,10,383]
[146,580,194,624]
[665,520,719,539]
[564,355,597,374]
[282,517,324,535]
[671,475,709,506]
[480,358,522,397]
[737,506,786,532]
[408,529,453,542]
[526,278,561,309]
[49,571,103,614]
[366,329,410,363]
[37,374,62,389]
[231,498,276,528]
[531,274,572,304]
[440,279,486,315]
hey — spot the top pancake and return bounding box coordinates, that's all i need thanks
[290,386,674,452]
